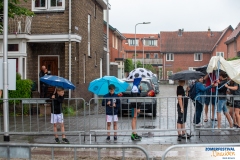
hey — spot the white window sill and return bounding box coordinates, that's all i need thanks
[32,9,65,13]
[166,60,174,61]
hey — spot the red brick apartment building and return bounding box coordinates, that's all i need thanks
[103,21,126,78]
[122,33,162,78]
[0,0,108,100]
[225,22,240,58]
[160,26,233,80]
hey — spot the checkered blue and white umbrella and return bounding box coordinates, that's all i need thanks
[127,68,155,79]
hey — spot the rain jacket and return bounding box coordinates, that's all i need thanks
[102,93,120,115]
[195,82,212,104]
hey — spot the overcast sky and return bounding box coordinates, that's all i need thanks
[108,0,240,34]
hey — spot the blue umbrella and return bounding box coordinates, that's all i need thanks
[88,76,129,95]
[40,75,75,90]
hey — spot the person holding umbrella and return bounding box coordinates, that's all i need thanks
[176,80,190,141]
[51,87,69,144]
[102,84,120,142]
[130,77,142,141]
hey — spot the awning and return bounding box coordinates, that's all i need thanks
[207,56,240,84]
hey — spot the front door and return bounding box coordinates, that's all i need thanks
[40,56,59,97]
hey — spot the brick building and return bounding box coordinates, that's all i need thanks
[122,33,162,78]
[103,21,126,78]
[160,26,233,80]
[225,22,240,58]
[0,0,108,100]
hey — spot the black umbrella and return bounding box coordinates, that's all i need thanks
[196,64,208,74]
[169,70,205,80]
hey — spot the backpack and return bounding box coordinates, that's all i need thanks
[189,82,197,101]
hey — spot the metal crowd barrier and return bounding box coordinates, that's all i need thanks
[162,143,240,160]
[2,95,239,142]
[193,95,240,138]
[0,143,150,160]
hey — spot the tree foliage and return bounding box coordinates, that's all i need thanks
[0,0,34,28]
[124,59,134,72]
[0,0,33,17]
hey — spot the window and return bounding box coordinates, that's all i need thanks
[8,44,19,51]
[88,14,91,57]
[194,53,202,61]
[95,52,97,67]
[115,37,118,49]
[216,52,224,57]
[154,53,158,59]
[167,71,173,79]
[94,3,97,18]
[144,39,157,46]
[166,53,174,61]
[128,39,139,46]
[146,53,150,59]
[32,0,65,11]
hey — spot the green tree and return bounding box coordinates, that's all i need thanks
[0,0,34,28]
[144,64,155,73]
[124,59,134,72]
[136,60,142,68]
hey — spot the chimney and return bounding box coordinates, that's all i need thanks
[178,29,183,36]
[208,27,212,37]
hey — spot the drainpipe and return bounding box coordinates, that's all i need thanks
[106,0,110,75]
[68,0,72,98]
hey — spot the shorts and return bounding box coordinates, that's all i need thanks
[177,104,188,124]
[106,115,118,122]
[130,93,141,109]
[233,100,240,109]
[51,113,64,124]
[217,99,228,113]
[205,91,216,105]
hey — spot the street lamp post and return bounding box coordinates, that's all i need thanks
[134,22,150,69]
[142,37,145,68]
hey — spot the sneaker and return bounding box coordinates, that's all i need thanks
[182,133,191,139]
[62,138,69,144]
[131,133,136,141]
[114,136,117,142]
[234,124,238,128]
[214,128,221,132]
[134,134,142,141]
[131,133,142,141]
[177,135,182,141]
[55,137,60,143]
[195,123,202,127]
[106,136,110,142]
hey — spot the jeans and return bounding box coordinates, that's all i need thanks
[193,101,203,124]
[217,99,227,113]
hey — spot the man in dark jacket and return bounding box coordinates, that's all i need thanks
[39,65,49,98]
[102,84,120,142]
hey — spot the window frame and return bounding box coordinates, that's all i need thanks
[32,0,65,12]
[216,52,224,57]
[154,53,158,59]
[146,53,150,59]
[166,53,174,61]
[194,53,203,61]
[128,39,139,46]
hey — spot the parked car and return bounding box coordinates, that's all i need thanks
[144,77,159,94]
[119,79,157,117]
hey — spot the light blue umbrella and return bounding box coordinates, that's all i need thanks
[88,76,129,95]
[40,75,75,90]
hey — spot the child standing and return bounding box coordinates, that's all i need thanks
[51,87,69,143]
[102,84,120,142]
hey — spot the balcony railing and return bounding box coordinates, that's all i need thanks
[132,58,163,65]
[0,15,33,34]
